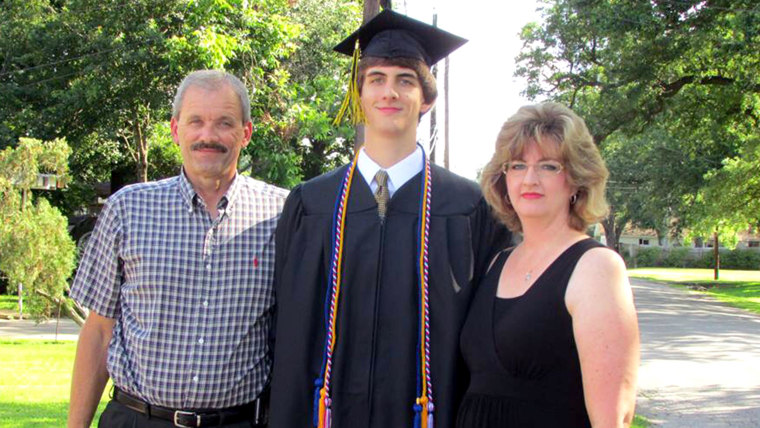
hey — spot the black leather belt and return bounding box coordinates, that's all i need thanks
[113,386,267,427]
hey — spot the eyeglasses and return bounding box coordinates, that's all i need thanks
[502,160,564,179]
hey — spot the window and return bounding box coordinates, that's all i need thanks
[638,238,650,246]
[749,241,760,248]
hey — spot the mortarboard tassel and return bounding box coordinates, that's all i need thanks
[333,40,365,126]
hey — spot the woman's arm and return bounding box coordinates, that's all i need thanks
[566,248,640,428]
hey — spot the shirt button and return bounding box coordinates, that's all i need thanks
[192,376,199,383]
[198,338,204,344]
[206,264,211,271]
[202,300,209,307]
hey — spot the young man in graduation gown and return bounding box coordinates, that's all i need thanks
[269,10,510,428]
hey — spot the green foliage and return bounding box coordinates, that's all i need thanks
[630,247,760,270]
[689,137,760,239]
[632,414,651,428]
[0,139,76,322]
[0,295,17,311]
[1,0,308,205]
[1,0,363,209]
[632,247,663,268]
[279,0,361,181]
[720,249,760,270]
[147,122,182,181]
[663,247,692,268]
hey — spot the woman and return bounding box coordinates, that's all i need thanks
[457,103,639,428]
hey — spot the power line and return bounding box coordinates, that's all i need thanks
[0,36,161,80]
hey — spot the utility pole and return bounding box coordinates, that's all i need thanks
[429,12,438,164]
[443,55,450,170]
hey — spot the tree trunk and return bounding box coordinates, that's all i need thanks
[601,212,621,253]
[713,231,720,280]
[34,289,87,326]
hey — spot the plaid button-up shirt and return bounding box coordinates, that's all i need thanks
[70,172,288,409]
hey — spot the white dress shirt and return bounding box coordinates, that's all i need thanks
[357,146,423,197]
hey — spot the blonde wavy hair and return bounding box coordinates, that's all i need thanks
[480,103,609,232]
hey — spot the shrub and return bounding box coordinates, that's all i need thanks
[634,247,663,267]
[663,247,691,268]
[720,249,760,270]
[691,251,715,268]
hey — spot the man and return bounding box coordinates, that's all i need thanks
[269,10,510,428]
[68,70,287,428]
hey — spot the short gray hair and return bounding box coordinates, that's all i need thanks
[172,70,251,123]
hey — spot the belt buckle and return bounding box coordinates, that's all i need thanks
[174,410,200,428]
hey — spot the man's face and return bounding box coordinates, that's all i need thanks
[360,65,432,139]
[170,84,252,184]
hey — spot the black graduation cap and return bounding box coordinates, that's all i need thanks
[332,9,467,125]
[333,9,468,66]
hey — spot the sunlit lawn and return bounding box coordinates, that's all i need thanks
[0,340,108,428]
[632,414,650,428]
[0,295,18,311]
[628,268,760,314]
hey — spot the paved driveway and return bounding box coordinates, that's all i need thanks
[633,278,760,427]
[0,317,80,341]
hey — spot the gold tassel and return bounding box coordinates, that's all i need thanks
[333,40,366,126]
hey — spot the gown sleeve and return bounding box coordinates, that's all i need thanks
[471,197,512,283]
[270,183,305,369]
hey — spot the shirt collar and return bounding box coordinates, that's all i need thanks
[357,145,423,196]
[178,168,243,214]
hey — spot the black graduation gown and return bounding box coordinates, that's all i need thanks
[269,163,510,428]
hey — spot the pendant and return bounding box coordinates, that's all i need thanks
[525,271,532,282]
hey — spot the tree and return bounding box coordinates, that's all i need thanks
[1,0,301,199]
[688,135,760,241]
[516,0,760,247]
[278,0,361,181]
[0,138,84,324]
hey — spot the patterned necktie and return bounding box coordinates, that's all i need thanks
[374,170,390,219]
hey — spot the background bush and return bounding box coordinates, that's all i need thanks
[627,247,760,269]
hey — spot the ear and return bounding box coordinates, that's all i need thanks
[420,100,435,115]
[241,121,253,148]
[170,117,180,144]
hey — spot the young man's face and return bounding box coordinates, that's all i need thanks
[360,65,433,140]
[171,84,252,185]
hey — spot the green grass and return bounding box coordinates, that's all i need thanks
[628,268,760,315]
[0,340,108,427]
[632,414,650,428]
[0,294,18,311]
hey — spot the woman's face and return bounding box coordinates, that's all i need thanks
[504,141,575,225]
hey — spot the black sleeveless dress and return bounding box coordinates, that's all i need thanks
[457,238,603,428]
